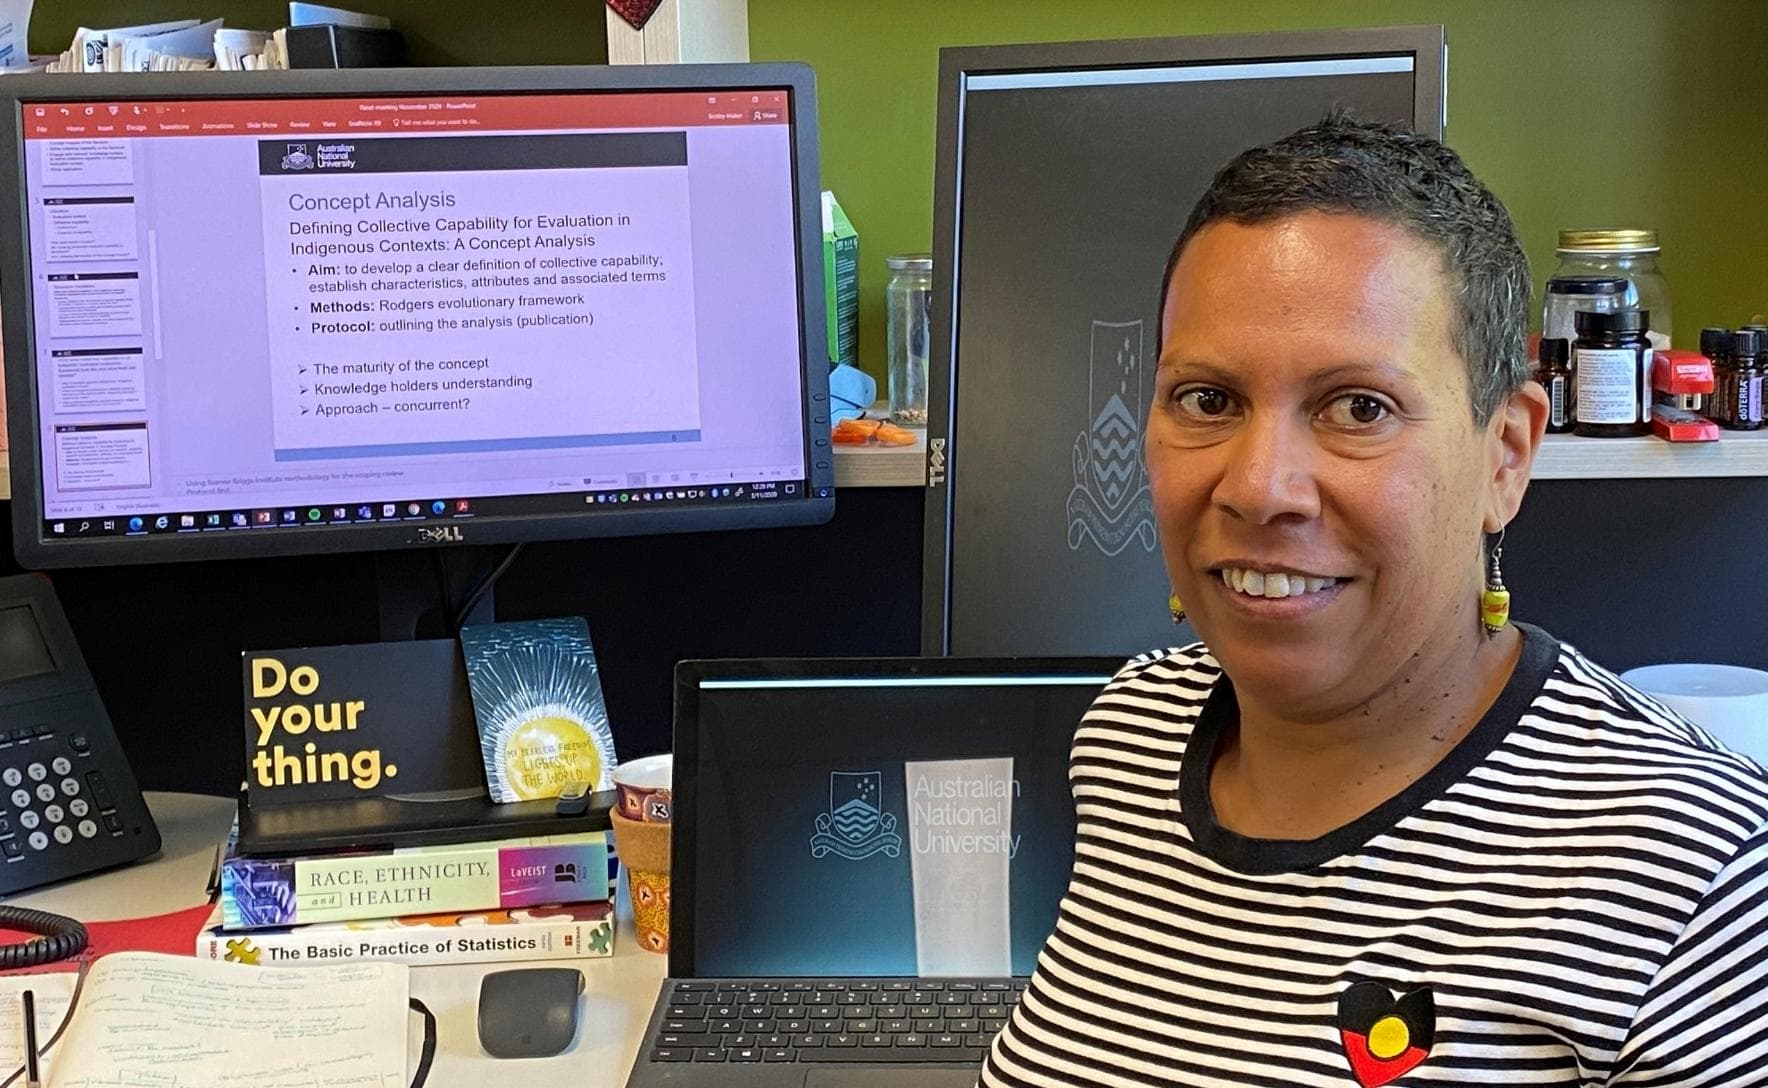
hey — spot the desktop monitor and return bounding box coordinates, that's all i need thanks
[921,26,1445,656]
[0,65,834,569]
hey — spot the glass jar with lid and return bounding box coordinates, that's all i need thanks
[1552,229,1672,350]
[885,254,932,425]
[1542,276,1627,347]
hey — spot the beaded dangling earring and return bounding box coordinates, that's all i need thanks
[1169,593,1186,625]
[1481,530,1510,639]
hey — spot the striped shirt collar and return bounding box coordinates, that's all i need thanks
[1179,622,1562,874]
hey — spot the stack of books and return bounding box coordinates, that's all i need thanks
[196,821,618,968]
[205,616,625,968]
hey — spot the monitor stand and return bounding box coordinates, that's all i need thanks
[237,783,613,854]
[373,545,498,803]
[373,547,498,642]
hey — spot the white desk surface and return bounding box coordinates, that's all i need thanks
[7,791,667,1088]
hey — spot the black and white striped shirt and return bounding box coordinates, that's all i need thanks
[982,624,1768,1087]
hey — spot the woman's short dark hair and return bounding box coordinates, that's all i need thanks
[1160,113,1530,424]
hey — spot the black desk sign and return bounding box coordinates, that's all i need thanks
[242,640,483,805]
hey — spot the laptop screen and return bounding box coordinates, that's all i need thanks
[677,661,1117,978]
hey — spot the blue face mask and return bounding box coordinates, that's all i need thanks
[828,363,877,423]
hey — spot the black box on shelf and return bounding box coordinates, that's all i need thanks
[285,24,406,68]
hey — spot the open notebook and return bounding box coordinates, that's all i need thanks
[0,952,408,1087]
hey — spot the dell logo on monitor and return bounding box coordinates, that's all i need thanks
[417,526,464,544]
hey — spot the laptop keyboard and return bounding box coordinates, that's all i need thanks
[648,978,1027,1064]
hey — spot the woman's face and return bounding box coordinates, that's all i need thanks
[1150,212,1504,718]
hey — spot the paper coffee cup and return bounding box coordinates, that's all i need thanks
[611,809,670,953]
[612,752,673,824]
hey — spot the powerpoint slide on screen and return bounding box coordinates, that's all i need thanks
[21,93,803,518]
[257,133,703,461]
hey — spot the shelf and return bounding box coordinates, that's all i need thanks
[1533,429,1768,480]
[829,403,928,488]
[831,428,1768,488]
[834,430,926,488]
[8,426,1747,499]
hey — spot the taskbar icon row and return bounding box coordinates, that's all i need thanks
[587,479,823,505]
[47,499,475,538]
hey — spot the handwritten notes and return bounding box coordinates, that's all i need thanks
[0,973,76,1084]
[0,953,407,1088]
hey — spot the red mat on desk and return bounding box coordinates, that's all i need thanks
[0,901,213,974]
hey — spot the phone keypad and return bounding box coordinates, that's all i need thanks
[0,727,121,864]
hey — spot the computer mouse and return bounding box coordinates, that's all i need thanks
[477,967,585,1059]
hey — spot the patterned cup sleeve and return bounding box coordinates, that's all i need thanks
[617,783,672,824]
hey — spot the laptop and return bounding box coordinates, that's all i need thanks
[625,656,1120,1088]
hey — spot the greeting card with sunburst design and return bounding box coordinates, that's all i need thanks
[461,618,618,803]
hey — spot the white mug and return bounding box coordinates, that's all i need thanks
[1621,663,1768,763]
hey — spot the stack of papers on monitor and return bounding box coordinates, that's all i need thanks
[40,5,392,73]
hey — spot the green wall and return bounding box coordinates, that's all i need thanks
[750,0,1768,381]
[29,2,608,67]
[25,2,1766,379]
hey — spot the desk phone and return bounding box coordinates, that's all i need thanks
[0,573,158,895]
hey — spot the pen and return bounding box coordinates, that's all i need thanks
[21,989,39,1088]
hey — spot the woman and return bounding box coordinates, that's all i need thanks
[982,117,1768,1087]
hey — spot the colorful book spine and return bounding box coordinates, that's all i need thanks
[197,900,615,968]
[219,830,610,929]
